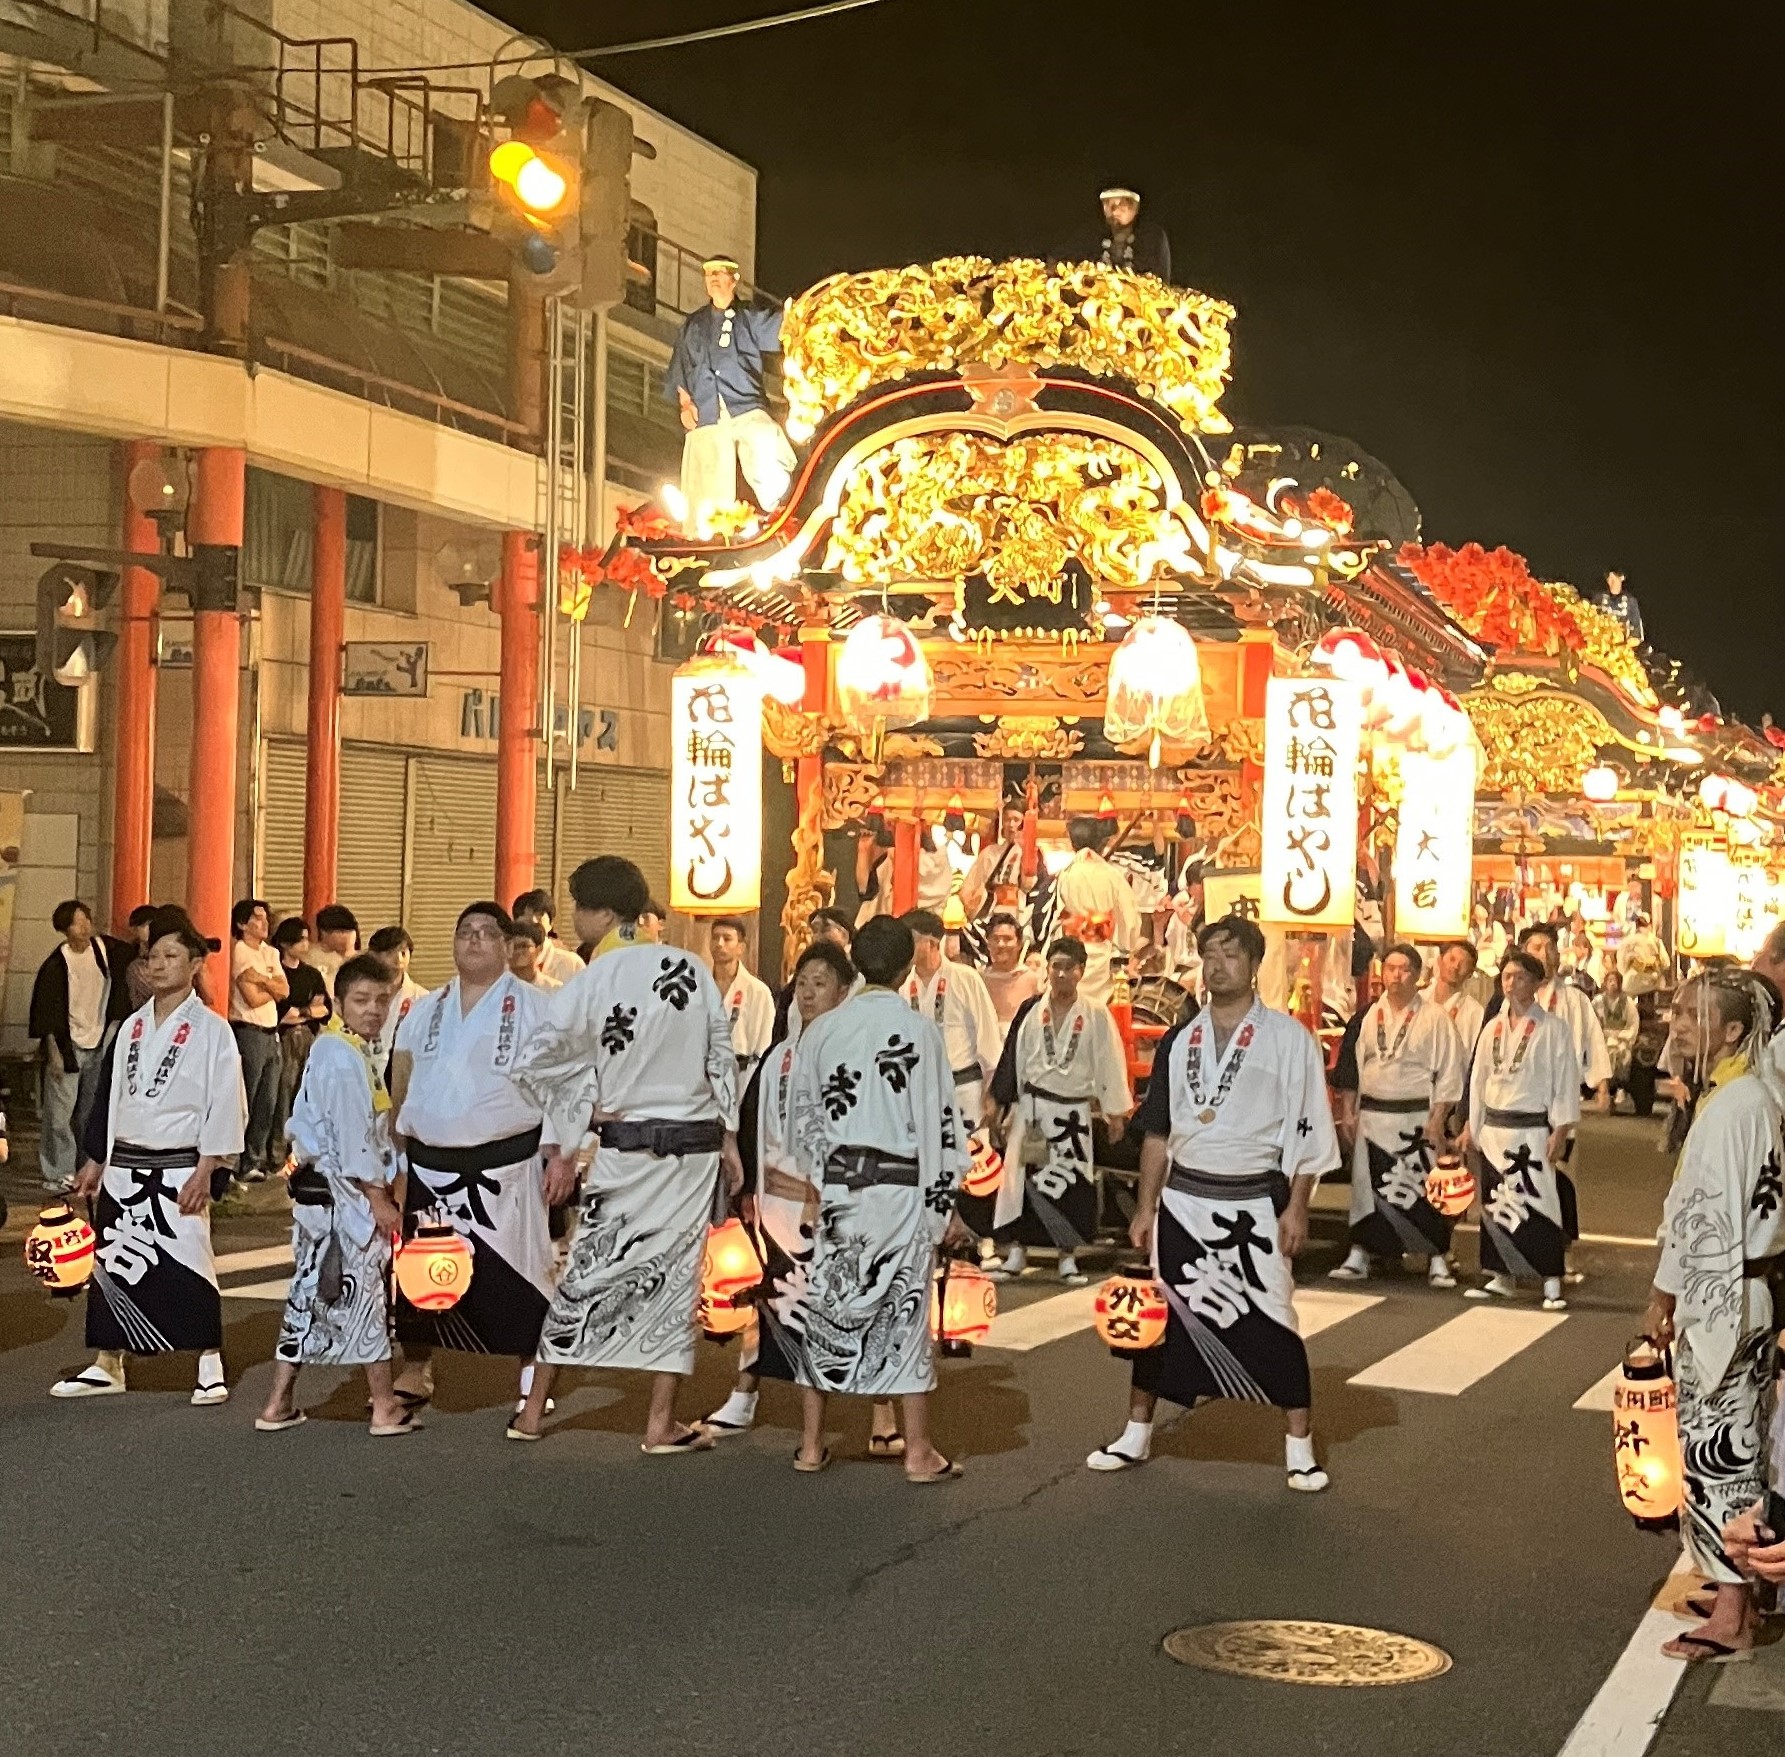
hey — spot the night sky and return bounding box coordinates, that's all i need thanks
[497,0,1778,718]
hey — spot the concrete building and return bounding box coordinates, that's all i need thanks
[0,0,764,1044]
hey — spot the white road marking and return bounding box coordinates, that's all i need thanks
[213,1245,294,1275]
[1348,1307,1567,1396]
[1555,1553,1693,1757]
[220,1278,291,1302]
[982,1286,1099,1352]
[1573,1364,1623,1413]
[1294,1289,1383,1338]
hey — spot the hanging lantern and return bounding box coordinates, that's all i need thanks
[930,1257,998,1357]
[1104,614,1209,766]
[962,1136,1004,1198]
[670,650,764,915]
[699,1217,759,1338]
[1092,1272,1169,1353]
[1582,764,1620,803]
[1613,1338,1684,1528]
[394,1222,475,1312]
[24,1203,96,1297]
[835,615,931,754]
[1423,1153,1476,1218]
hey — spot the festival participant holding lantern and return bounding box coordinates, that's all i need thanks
[699,939,904,1455]
[51,907,244,1405]
[258,954,411,1436]
[508,856,742,1453]
[785,916,971,1481]
[1086,915,1339,1491]
[1330,944,1467,1288]
[985,936,1131,1284]
[1641,971,1785,1664]
[388,901,564,1417]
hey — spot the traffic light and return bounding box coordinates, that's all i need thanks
[35,563,118,685]
[486,73,585,283]
[580,97,634,309]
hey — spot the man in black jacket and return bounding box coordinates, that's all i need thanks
[27,899,134,1191]
[1094,187,1172,282]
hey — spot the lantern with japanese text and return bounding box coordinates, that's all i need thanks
[670,649,764,915]
[835,615,930,755]
[394,1222,474,1312]
[699,1217,760,1338]
[1260,676,1362,929]
[963,1135,1004,1198]
[1677,847,1733,959]
[1423,1153,1476,1218]
[1394,746,1475,939]
[930,1257,998,1356]
[24,1203,96,1297]
[1092,1272,1168,1354]
[1104,614,1209,767]
[1613,1339,1684,1528]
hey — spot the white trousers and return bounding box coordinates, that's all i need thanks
[681,407,796,529]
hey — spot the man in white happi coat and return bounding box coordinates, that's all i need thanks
[53,907,245,1405]
[786,916,970,1481]
[1087,916,1339,1491]
[1459,950,1580,1309]
[1052,817,1141,1006]
[509,856,741,1453]
[390,902,562,1410]
[960,803,1039,945]
[1330,943,1467,1288]
[707,914,775,1084]
[513,889,586,989]
[1644,970,1785,1663]
[986,936,1131,1283]
[1429,939,1486,1059]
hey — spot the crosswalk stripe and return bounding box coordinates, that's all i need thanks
[983,1286,1099,1351]
[1572,1364,1623,1413]
[1294,1289,1383,1339]
[221,1278,291,1302]
[214,1245,294,1276]
[1555,1552,1691,1757]
[1347,1307,1567,1395]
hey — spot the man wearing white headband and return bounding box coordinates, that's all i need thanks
[1095,186,1171,281]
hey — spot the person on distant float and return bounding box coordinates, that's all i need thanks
[1592,569,1645,644]
[665,255,796,530]
[1093,186,1171,282]
[1054,817,1142,1007]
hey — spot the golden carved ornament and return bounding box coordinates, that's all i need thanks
[972,717,1086,761]
[821,763,885,831]
[1466,690,1614,794]
[779,780,835,980]
[1171,771,1250,852]
[825,731,944,765]
[780,256,1235,441]
[761,698,829,761]
[1487,671,1543,696]
[823,431,1201,595]
[928,647,1109,707]
[1545,583,1658,708]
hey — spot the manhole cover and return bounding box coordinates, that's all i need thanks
[1163,1619,1452,1687]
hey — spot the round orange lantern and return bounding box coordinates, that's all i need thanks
[1092,1271,1169,1353]
[394,1222,475,1312]
[1424,1153,1476,1219]
[930,1257,997,1357]
[25,1203,96,1297]
[699,1217,760,1338]
[962,1136,1004,1199]
[1613,1338,1684,1529]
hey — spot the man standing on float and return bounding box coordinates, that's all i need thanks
[1087,915,1338,1491]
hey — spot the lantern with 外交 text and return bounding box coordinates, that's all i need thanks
[1104,615,1209,768]
[699,1217,759,1338]
[24,1204,96,1297]
[1093,1272,1169,1354]
[1613,1338,1684,1528]
[835,615,930,755]
[1424,1154,1476,1219]
[930,1257,998,1356]
[394,1222,475,1311]
[962,1135,1004,1199]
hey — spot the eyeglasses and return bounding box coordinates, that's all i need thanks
[456,923,507,944]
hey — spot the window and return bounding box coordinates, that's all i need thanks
[242,467,380,603]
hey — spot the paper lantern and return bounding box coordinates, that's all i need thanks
[24,1203,96,1297]
[1613,1339,1684,1528]
[1104,614,1209,766]
[1260,676,1362,928]
[1092,1272,1168,1353]
[670,651,764,915]
[699,1217,759,1338]
[963,1136,1004,1198]
[394,1222,475,1312]
[1394,746,1475,939]
[1582,764,1620,803]
[930,1258,997,1357]
[1424,1154,1476,1218]
[835,615,931,744]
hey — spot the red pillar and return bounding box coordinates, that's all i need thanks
[304,487,346,921]
[186,447,246,1010]
[495,530,539,907]
[110,440,161,930]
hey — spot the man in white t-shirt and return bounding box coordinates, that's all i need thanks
[27,899,120,1191]
[230,898,289,1182]
[512,889,586,988]
[307,903,360,997]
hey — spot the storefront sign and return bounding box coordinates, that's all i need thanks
[344,642,428,696]
[0,634,87,750]
[1260,676,1361,929]
[1394,745,1475,939]
[1677,846,1732,959]
[670,653,762,913]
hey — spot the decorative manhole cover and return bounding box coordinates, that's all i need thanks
[1163,1619,1452,1687]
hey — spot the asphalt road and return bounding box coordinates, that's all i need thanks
[0,1112,1768,1757]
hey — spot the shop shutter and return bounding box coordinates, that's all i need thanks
[407,753,498,986]
[545,765,671,915]
[260,740,307,918]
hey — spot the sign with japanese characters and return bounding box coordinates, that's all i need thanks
[1729,862,1773,963]
[0,634,84,749]
[670,653,762,914]
[1201,869,1262,924]
[1676,846,1732,959]
[343,641,428,697]
[1393,745,1475,939]
[1260,676,1361,929]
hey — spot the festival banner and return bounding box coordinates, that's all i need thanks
[1260,676,1361,929]
[1394,745,1475,939]
[669,653,763,914]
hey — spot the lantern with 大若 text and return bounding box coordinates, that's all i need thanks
[930,1256,997,1356]
[1093,1272,1168,1353]
[835,615,931,757]
[670,648,764,916]
[699,1217,760,1338]
[24,1204,96,1297]
[1613,1338,1684,1529]
[1423,1153,1476,1219]
[1104,614,1209,767]
[394,1221,474,1312]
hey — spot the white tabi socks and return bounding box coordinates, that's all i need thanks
[190,1350,229,1406]
[1087,1418,1153,1472]
[1286,1432,1328,1493]
[704,1389,758,1434]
